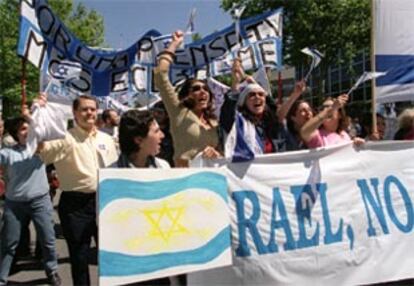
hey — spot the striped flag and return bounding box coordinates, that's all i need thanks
[375,0,414,103]
[347,71,387,95]
[185,8,197,35]
[50,60,82,81]
[301,47,324,81]
[225,112,263,162]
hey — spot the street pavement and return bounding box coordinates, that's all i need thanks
[0,190,98,285]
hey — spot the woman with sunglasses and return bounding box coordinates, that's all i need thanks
[220,59,286,157]
[300,94,353,148]
[154,30,221,167]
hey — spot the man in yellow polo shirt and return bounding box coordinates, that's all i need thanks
[39,95,118,286]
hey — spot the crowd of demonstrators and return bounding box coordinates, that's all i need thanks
[37,95,118,285]
[154,30,222,167]
[0,117,60,286]
[1,34,414,286]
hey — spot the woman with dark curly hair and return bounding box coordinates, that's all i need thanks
[154,30,221,167]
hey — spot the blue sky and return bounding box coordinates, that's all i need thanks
[74,0,233,49]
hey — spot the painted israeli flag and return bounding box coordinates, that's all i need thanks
[375,0,414,103]
[225,112,264,162]
[98,169,231,286]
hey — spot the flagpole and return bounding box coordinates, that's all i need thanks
[21,57,27,112]
[277,71,282,104]
[371,0,377,134]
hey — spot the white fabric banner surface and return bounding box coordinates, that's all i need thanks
[189,141,414,285]
[375,0,414,103]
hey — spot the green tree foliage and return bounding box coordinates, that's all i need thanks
[0,0,105,117]
[221,0,370,67]
[221,0,370,98]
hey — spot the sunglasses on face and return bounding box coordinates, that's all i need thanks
[248,91,265,97]
[190,84,209,93]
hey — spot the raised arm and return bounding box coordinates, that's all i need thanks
[277,80,306,123]
[231,57,245,92]
[300,94,348,143]
[154,31,185,113]
[157,30,184,74]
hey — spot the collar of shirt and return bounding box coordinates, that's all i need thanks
[73,125,98,140]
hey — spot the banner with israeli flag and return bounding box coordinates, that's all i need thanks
[18,0,282,105]
[374,0,414,103]
[224,112,263,162]
[98,169,231,285]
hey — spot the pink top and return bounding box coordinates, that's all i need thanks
[307,128,351,148]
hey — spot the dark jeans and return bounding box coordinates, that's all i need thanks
[0,194,58,285]
[58,191,97,286]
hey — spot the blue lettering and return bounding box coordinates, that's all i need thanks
[384,176,414,233]
[317,183,344,244]
[290,184,320,249]
[357,178,389,236]
[232,191,268,257]
[268,188,295,251]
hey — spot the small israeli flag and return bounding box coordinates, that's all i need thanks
[50,60,82,81]
[185,8,197,35]
[301,47,324,81]
[347,71,387,95]
[225,112,264,162]
[230,4,246,44]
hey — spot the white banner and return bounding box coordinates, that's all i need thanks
[189,141,414,285]
[375,0,414,103]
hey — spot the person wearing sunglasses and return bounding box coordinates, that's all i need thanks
[220,59,287,158]
[154,30,221,167]
[300,94,363,148]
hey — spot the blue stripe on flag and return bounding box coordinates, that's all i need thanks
[376,55,414,86]
[99,226,230,276]
[99,172,228,211]
[232,113,255,162]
